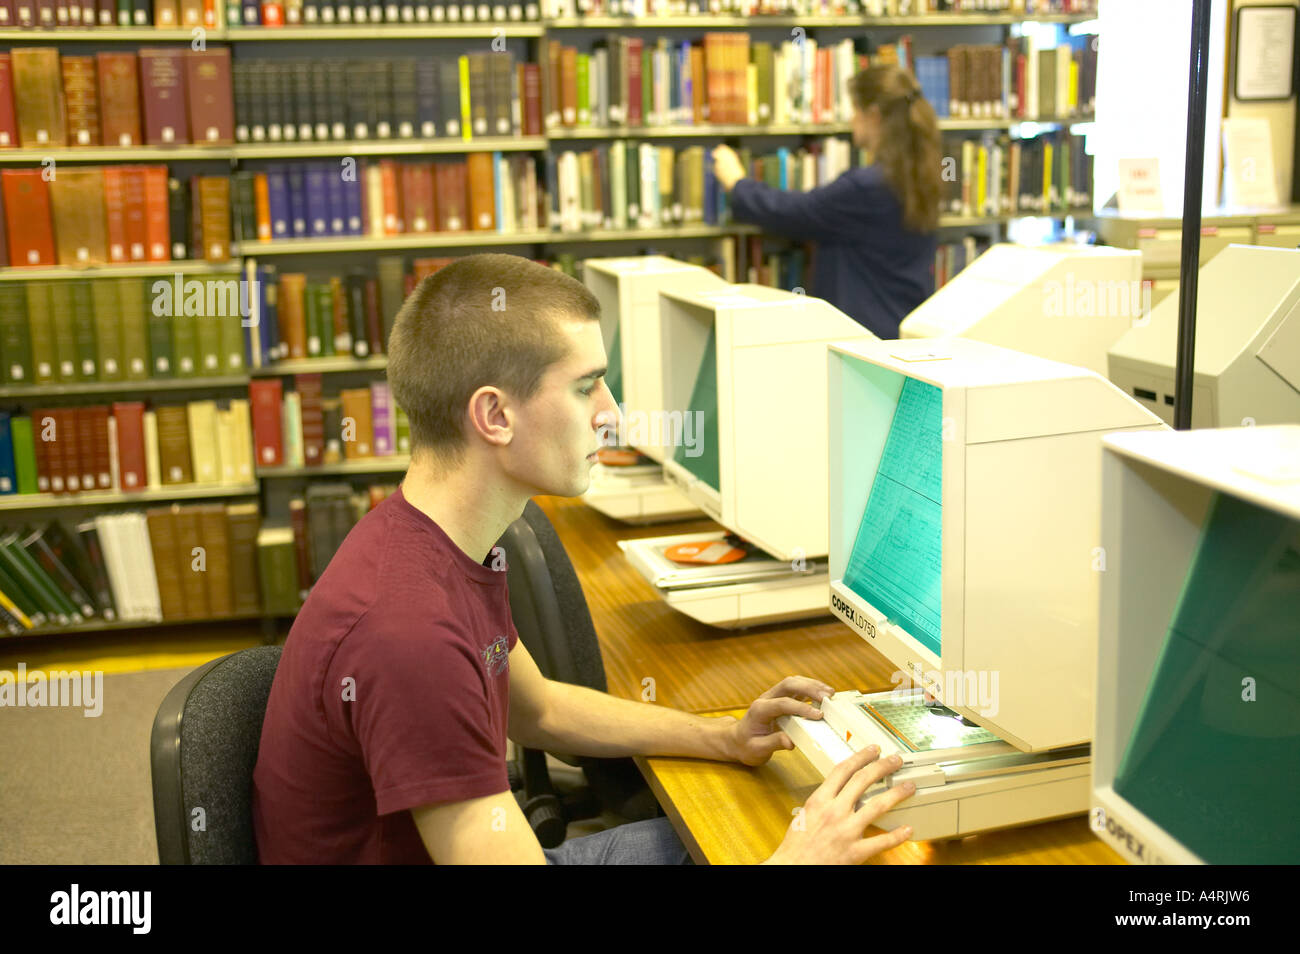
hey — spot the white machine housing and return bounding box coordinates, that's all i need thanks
[658,283,876,562]
[1092,425,1300,864]
[581,256,728,464]
[1107,244,1300,428]
[824,337,1165,752]
[900,243,1144,377]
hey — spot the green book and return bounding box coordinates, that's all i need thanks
[70,280,97,381]
[316,284,335,357]
[25,282,55,385]
[0,535,70,624]
[10,417,36,495]
[49,281,78,383]
[91,280,123,382]
[256,526,301,616]
[171,306,199,379]
[118,279,151,381]
[0,284,32,385]
[146,281,175,379]
[116,0,130,26]
[577,54,589,126]
[642,48,652,127]
[194,284,223,377]
[0,556,46,627]
[303,282,323,358]
[394,404,410,455]
[220,297,246,375]
[8,531,81,621]
[376,257,405,351]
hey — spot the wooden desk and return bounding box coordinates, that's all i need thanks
[534,494,1124,866]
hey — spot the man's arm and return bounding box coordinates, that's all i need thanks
[411,791,547,865]
[508,640,823,764]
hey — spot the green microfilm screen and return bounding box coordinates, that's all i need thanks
[674,322,719,491]
[605,320,624,408]
[842,376,943,654]
[1114,491,1300,863]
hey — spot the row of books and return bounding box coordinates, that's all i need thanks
[0,48,234,151]
[0,0,218,28]
[233,54,541,145]
[0,504,264,631]
[258,482,400,615]
[941,129,1092,216]
[233,0,536,24]
[0,277,247,386]
[241,262,393,364]
[933,233,990,290]
[543,1,1097,15]
[913,36,1097,119]
[1,166,229,267]
[248,375,410,468]
[0,400,255,496]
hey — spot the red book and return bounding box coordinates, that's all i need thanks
[184,49,234,145]
[96,0,113,23]
[260,0,283,25]
[121,166,148,262]
[0,55,15,148]
[434,162,466,231]
[627,37,643,126]
[0,0,14,27]
[80,0,95,23]
[75,407,97,493]
[142,165,171,262]
[295,373,323,466]
[0,185,6,267]
[248,379,284,468]
[35,0,53,26]
[90,405,111,490]
[32,408,52,493]
[139,48,190,146]
[522,63,541,137]
[1016,54,1027,118]
[58,407,80,494]
[96,52,142,148]
[364,278,383,356]
[111,402,146,492]
[380,160,401,235]
[1,170,55,267]
[101,166,128,263]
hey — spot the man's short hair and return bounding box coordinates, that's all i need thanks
[386,253,601,469]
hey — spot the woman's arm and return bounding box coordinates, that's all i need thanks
[711,146,881,244]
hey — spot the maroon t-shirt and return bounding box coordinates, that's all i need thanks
[252,485,518,864]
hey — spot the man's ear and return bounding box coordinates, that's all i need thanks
[467,386,514,448]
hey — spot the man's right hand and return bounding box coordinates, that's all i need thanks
[764,745,915,864]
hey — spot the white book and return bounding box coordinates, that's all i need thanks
[560,151,581,232]
[366,164,386,237]
[186,401,220,484]
[639,142,657,227]
[132,512,163,622]
[216,408,236,484]
[226,400,254,483]
[143,411,162,490]
[95,515,131,621]
[611,141,627,229]
[106,416,119,492]
[499,155,517,232]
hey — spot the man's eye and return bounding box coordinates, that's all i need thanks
[580,384,596,396]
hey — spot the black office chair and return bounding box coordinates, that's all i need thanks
[149,645,282,865]
[499,500,659,847]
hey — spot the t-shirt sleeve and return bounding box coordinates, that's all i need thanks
[328,620,509,816]
[728,169,886,244]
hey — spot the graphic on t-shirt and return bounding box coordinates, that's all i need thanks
[481,635,510,677]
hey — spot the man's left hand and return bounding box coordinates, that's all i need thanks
[723,677,835,767]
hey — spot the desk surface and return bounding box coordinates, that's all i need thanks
[534,494,1123,866]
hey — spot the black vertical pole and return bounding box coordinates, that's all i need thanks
[1174,0,1214,431]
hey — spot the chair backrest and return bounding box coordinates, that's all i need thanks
[501,500,607,692]
[149,645,282,864]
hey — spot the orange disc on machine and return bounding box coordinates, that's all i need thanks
[596,448,643,466]
[664,541,747,565]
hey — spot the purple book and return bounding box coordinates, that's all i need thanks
[139,49,191,147]
[370,381,393,456]
[305,163,329,237]
[344,164,363,236]
[415,60,438,139]
[325,162,346,235]
[287,164,307,239]
[266,165,291,240]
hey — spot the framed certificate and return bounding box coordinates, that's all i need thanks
[1233,4,1298,101]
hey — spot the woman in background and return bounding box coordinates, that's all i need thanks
[712,64,942,339]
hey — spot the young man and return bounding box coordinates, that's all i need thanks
[251,254,916,864]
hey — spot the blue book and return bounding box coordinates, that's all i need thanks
[777,147,789,190]
[325,163,346,234]
[259,264,280,361]
[266,165,291,240]
[343,167,363,236]
[415,60,439,139]
[241,0,260,23]
[0,412,16,495]
[305,163,330,237]
[287,164,308,239]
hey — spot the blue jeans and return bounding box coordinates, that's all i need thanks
[543,817,694,865]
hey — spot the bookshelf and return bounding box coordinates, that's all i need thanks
[0,3,1101,641]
